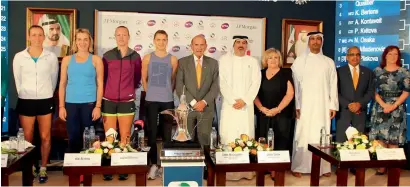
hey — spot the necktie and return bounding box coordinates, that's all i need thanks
[196,59,202,88]
[353,67,358,90]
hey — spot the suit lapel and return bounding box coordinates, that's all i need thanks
[345,65,355,91]
[199,56,208,90]
[355,65,366,92]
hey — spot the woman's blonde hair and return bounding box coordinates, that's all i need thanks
[71,28,93,53]
[262,48,283,68]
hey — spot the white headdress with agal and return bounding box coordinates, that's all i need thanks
[304,31,323,55]
[291,31,325,85]
[231,35,249,55]
[38,14,70,47]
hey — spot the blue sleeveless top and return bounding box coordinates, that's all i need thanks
[66,54,97,103]
[145,52,173,102]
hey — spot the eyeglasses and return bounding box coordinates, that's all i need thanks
[347,53,361,57]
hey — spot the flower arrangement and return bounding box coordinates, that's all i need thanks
[80,128,138,159]
[334,127,384,159]
[216,134,271,156]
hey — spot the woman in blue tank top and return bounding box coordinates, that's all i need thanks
[58,28,104,154]
[141,30,178,179]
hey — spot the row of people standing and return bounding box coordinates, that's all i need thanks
[13,25,408,183]
[12,25,218,181]
[290,32,409,178]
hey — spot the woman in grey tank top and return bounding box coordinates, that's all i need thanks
[141,30,178,180]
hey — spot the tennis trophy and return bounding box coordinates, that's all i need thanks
[159,86,204,162]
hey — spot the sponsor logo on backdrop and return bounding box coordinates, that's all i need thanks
[221,23,229,29]
[209,33,216,41]
[148,43,154,49]
[185,44,191,51]
[148,33,154,40]
[249,38,254,44]
[185,34,192,41]
[136,20,142,25]
[173,32,180,41]
[173,21,180,28]
[236,24,257,30]
[172,46,180,52]
[160,18,168,28]
[135,30,142,40]
[197,20,204,30]
[185,21,193,28]
[147,20,156,26]
[208,47,216,53]
[210,22,216,28]
[108,36,115,40]
[103,18,128,25]
[134,44,143,51]
[221,45,227,52]
[221,36,228,41]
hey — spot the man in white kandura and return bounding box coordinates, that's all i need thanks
[219,35,261,180]
[291,31,338,178]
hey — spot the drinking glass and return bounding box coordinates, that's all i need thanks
[9,136,17,149]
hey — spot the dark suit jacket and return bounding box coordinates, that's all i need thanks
[336,65,374,141]
[175,55,219,112]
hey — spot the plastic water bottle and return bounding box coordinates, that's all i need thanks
[83,127,90,149]
[138,129,145,148]
[210,127,217,150]
[267,128,274,150]
[17,128,25,153]
[89,126,96,147]
[320,127,326,146]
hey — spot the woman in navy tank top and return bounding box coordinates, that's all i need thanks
[141,30,178,180]
[58,28,104,155]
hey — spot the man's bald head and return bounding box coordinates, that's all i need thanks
[191,35,207,58]
[191,35,207,45]
[347,46,360,54]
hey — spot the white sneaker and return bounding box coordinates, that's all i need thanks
[148,165,159,180]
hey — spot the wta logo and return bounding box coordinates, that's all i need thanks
[221,23,229,29]
[147,20,156,26]
[208,47,216,53]
[185,21,193,28]
[134,45,143,51]
[172,46,180,52]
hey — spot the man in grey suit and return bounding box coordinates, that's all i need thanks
[176,35,219,146]
[336,46,375,142]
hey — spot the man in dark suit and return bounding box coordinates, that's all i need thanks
[175,35,219,146]
[336,46,375,142]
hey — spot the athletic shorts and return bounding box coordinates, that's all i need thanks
[16,98,54,116]
[101,99,136,116]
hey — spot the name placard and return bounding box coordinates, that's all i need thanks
[63,153,101,166]
[215,152,249,164]
[1,154,8,167]
[376,148,406,161]
[257,151,290,163]
[339,150,370,161]
[111,152,147,166]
